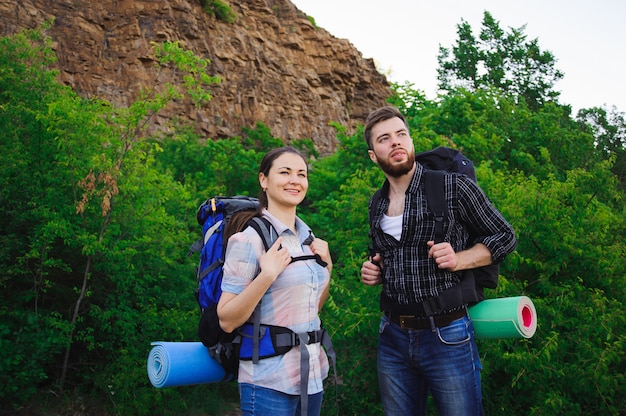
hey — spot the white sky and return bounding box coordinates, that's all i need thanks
[291,0,626,114]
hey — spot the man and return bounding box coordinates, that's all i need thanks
[360,106,517,415]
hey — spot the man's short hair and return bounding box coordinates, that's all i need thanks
[363,106,409,150]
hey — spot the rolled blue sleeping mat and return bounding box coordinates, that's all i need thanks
[147,341,226,388]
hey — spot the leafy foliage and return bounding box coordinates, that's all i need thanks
[198,0,237,23]
[2,13,626,416]
[438,11,564,109]
[578,106,626,192]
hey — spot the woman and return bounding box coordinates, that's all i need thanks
[217,146,333,416]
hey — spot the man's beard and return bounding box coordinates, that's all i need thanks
[376,149,415,178]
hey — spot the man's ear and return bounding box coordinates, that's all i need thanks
[368,149,378,163]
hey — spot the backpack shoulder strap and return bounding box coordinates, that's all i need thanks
[241,216,274,363]
[247,216,275,251]
[368,189,382,227]
[422,170,485,311]
[423,169,447,243]
[248,216,327,267]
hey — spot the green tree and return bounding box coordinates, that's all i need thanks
[393,82,598,183]
[52,38,220,392]
[0,22,79,405]
[0,26,222,413]
[477,162,625,414]
[438,11,564,109]
[578,106,626,192]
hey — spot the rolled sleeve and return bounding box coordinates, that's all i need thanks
[479,229,517,264]
[458,177,517,264]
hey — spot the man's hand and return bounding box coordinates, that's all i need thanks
[361,253,383,286]
[427,241,458,271]
[427,241,493,271]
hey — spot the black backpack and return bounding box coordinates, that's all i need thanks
[369,147,499,314]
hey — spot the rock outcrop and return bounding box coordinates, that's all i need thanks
[0,0,393,154]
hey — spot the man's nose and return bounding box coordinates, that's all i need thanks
[390,134,402,145]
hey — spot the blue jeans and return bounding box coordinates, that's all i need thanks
[377,314,483,416]
[239,383,323,416]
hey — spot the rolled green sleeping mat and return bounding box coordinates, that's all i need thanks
[468,296,537,339]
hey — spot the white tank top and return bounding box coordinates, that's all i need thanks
[380,213,403,241]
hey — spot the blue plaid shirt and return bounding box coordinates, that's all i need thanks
[369,163,517,314]
[221,210,330,395]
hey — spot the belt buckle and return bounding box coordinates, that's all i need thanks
[399,315,414,329]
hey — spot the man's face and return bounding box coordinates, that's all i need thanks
[368,117,415,178]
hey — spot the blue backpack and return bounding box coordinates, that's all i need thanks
[190,196,335,390]
[190,196,263,380]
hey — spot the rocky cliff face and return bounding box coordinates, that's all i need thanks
[0,0,392,154]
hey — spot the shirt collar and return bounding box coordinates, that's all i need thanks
[261,208,313,244]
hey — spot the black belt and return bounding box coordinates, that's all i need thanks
[386,308,467,330]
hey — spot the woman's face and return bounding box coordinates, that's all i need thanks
[259,152,308,210]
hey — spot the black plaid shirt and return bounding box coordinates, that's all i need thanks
[369,163,517,314]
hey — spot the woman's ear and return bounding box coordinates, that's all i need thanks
[259,172,268,190]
